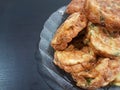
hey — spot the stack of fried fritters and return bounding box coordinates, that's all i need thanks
[51,0,120,89]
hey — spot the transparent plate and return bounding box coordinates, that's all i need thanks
[38,6,120,90]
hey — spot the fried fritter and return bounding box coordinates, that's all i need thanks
[85,0,120,31]
[54,45,120,89]
[54,46,96,77]
[66,0,86,14]
[51,12,87,50]
[73,58,120,89]
[86,22,120,58]
[54,46,95,66]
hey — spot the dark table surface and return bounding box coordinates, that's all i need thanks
[0,0,70,90]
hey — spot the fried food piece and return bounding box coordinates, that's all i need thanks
[66,0,86,14]
[54,46,87,73]
[85,0,120,31]
[54,45,120,89]
[86,22,120,58]
[54,45,96,76]
[54,46,95,66]
[51,12,87,50]
[73,58,120,89]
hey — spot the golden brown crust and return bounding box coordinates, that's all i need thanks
[72,58,120,89]
[51,12,87,50]
[54,46,95,66]
[87,22,120,58]
[85,0,120,31]
[66,0,86,14]
[54,46,96,76]
[54,46,120,89]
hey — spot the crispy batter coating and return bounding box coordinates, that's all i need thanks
[66,0,86,14]
[86,22,120,58]
[73,58,120,89]
[54,49,120,89]
[85,0,120,31]
[51,12,87,50]
[54,46,95,66]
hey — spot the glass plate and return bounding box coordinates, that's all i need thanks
[38,6,120,90]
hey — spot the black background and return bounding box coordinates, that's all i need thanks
[0,0,70,90]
